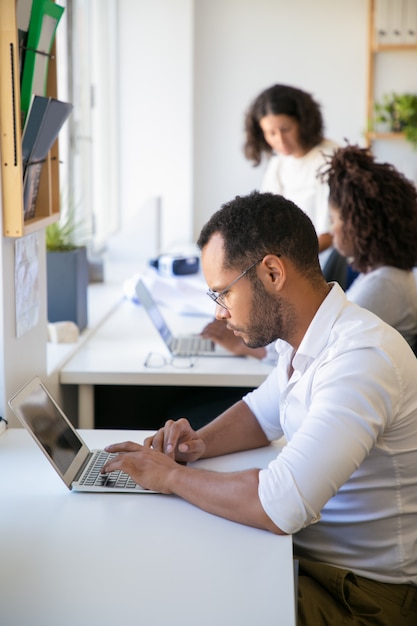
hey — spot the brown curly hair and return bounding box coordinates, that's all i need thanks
[320,144,417,272]
[243,84,324,166]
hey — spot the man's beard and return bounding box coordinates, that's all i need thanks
[232,279,295,349]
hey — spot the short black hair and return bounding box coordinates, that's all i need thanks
[197,191,322,281]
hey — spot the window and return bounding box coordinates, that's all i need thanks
[57,0,120,251]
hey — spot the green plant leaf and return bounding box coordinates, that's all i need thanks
[372,92,417,147]
[46,208,86,251]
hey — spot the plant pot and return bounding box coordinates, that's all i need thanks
[390,114,405,132]
[46,246,88,332]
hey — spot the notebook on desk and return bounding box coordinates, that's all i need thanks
[8,376,156,494]
[135,278,234,357]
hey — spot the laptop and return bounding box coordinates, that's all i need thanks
[135,278,234,357]
[8,376,156,493]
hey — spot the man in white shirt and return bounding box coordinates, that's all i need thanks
[103,191,417,625]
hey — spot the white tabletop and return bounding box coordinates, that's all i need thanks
[0,429,295,626]
[60,297,273,387]
[59,298,274,428]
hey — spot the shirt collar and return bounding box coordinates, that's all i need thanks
[275,282,347,372]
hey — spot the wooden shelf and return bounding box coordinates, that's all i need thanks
[366,131,406,141]
[367,0,417,148]
[0,0,60,238]
[373,44,417,51]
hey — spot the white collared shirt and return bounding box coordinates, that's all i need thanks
[244,283,417,584]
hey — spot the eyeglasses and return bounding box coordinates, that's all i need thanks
[207,258,264,311]
[144,352,197,369]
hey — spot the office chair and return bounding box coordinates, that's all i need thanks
[322,248,349,291]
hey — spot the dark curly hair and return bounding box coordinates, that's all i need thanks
[197,191,322,283]
[320,144,417,272]
[243,84,325,166]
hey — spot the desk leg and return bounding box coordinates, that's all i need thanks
[78,385,95,429]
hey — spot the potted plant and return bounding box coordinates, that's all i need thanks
[373,92,417,148]
[46,208,89,332]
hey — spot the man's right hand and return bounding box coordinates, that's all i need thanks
[143,418,206,464]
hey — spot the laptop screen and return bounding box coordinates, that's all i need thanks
[13,383,82,475]
[135,279,172,343]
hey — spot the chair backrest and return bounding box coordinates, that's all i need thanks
[322,248,348,290]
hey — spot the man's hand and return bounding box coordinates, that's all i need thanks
[201,319,267,359]
[101,441,183,494]
[143,418,206,463]
[201,319,246,354]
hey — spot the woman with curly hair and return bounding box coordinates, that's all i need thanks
[243,84,339,260]
[322,144,417,349]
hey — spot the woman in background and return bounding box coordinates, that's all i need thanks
[322,143,417,350]
[244,83,338,262]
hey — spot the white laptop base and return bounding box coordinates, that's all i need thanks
[8,376,157,494]
[135,277,235,357]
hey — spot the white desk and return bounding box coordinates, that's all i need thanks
[0,429,295,626]
[60,298,274,428]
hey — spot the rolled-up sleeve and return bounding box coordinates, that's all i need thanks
[256,347,398,533]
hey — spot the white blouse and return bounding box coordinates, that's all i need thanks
[261,139,338,236]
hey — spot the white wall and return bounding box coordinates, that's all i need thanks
[0,231,49,427]
[116,0,416,250]
[192,0,369,238]
[116,0,370,254]
[117,0,194,257]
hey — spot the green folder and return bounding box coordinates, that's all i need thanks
[20,0,64,125]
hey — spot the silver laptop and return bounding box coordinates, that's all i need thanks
[8,376,156,493]
[135,278,234,357]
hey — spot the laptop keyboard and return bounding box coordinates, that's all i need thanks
[80,450,139,489]
[174,336,214,355]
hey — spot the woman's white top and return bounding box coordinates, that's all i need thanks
[261,139,338,236]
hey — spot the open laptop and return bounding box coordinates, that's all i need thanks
[135,278,234,357]
[8,376,156,493]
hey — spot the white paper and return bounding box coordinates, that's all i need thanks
[15,232,40,337]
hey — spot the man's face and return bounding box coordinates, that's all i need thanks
[245,278,287,348]
[202,234,289,348]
